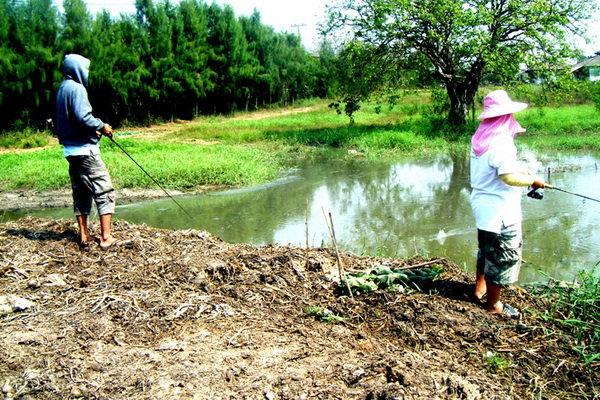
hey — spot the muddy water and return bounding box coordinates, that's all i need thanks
[5,152,599,284]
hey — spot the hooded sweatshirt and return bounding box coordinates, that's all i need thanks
[55,54,105,148]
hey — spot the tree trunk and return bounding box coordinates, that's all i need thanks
[445,80,479,126]
[437,55,484,126]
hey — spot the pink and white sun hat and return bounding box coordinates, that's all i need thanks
[477,90,528,120]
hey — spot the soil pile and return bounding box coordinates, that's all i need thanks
[0,217,597,399]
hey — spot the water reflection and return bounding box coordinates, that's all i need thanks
[4,153,599,284]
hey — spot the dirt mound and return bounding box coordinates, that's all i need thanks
[0,217,596,399]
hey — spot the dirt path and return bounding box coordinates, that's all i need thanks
[0,217,596,399]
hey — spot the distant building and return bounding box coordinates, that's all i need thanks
[571,51,600,81]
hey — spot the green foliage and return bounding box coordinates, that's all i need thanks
[0,129,52,149]
[0,0,60,131]
[305,305,347,324]
[341,264,445,295]
[483,351,512,373]
[591,83,600,112]
[532,265,600,364]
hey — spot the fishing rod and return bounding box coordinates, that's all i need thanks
[527,185,600,203]
[105,134,195,219]
[547,185,600,203]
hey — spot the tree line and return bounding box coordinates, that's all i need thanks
[4,0,594,133]
[0,0,339,132]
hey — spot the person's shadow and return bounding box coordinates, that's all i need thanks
[4,227,78,243]
[421,276,479,304]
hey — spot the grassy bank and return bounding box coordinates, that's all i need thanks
[0,140,286,191]
[530,265,600,365]
[0,97,598,192]
[519,105,600,150]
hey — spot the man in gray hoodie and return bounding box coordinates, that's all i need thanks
[56,54,119,249]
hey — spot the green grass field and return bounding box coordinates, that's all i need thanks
[0,96,598,192]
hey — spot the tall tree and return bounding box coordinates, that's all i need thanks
[272,33,313,105]
[86,10,127,124]
[240,10,281,107]
[206,3,254,113]
[326,0,596,125]
[0,0,17,128]
[0,0,59,131]
[312,39,339,98]
[172,0,213,118]
[60,0,93,54]
[110,14,152,124]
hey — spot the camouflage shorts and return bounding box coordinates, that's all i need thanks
[67,155,115,216]
[476,224,522,286]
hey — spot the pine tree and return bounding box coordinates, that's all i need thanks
[0,0,59,131]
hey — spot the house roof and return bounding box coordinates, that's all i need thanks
[571,52,600,71]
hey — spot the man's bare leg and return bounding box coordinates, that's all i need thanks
[99,213,117,248]
[486,282,504,314]
[76,215,91,244]
[474,268,487,300]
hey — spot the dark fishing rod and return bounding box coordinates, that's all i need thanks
[106,134,195,219]
[548,185,600,203]
[527,185,600,203]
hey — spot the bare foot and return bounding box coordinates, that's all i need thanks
[473,291,487,301]
[487,301,505,315]
[489,303,520,318]
[79,234,95,248]
[99,235,118,249]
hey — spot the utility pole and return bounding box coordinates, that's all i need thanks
[291,23,307,37]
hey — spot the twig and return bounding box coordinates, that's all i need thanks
[228,327,247,346]
[321,207,353,298]
[305,199,309,269]
[552,360,566,374]
[394,259,442,270]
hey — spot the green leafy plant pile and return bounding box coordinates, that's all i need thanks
[305,305,347,324]
[341,265,445,295]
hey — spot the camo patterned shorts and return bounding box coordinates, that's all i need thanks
[476,224,522,286]
[67,155,115,216]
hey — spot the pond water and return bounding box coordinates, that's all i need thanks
[5,151,599,284]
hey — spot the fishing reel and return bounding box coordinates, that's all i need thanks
[527,188,543,200]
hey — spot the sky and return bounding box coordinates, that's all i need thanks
[52,0,599,55]
[211,0,330,51]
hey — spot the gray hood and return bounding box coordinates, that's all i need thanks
[63,54,90,87]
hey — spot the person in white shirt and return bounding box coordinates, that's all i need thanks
[470,90,547,317]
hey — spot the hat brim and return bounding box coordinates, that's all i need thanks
[477,102,528,120]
